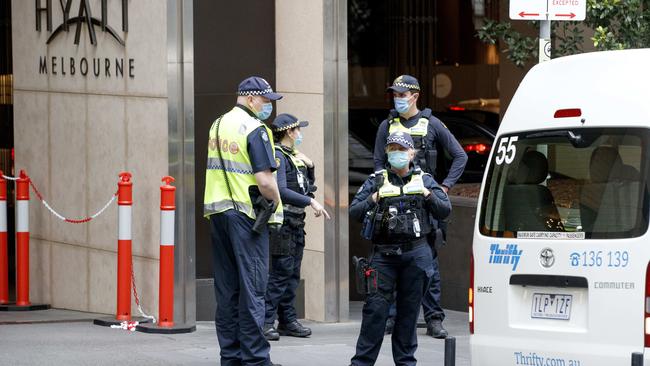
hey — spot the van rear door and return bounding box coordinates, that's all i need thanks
[471,127,650,366]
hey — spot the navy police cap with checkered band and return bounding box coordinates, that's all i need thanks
[271,113,309,132]
[386,74,420,93]
[237,76,283,101]
[386,131,414,149]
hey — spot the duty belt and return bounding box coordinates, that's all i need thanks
[374,238,428,253]
[283,204,306,215]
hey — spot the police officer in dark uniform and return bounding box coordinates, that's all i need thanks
[204,76,284,366]
[374,75,467,338]
[263,113,330,341]
[349,132,451,366]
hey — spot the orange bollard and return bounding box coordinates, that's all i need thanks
[116,171,133,321]
[94,172,150,326]
[158,176,175,327]
[1,170,49,311]
[0,171,7,304]
[15,170,30,306]
[136,176,194,334]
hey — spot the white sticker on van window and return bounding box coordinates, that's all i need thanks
[517,231,585,240]
[494,136,518,165]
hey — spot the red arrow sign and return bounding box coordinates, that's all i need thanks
[519,11,540,17]
[555,13,576,18]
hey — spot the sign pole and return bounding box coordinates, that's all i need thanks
[511,0,585,63]
[539,20,552,63]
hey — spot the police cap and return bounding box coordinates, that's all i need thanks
[386,75,420,93]
[237,76,283,101]
[386,131,414,149]
[271,113,309,132]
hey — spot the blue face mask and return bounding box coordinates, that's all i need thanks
[394,96,412,114]
[256,102,273,120]
[387,150,410,169]
[294,132,304,146]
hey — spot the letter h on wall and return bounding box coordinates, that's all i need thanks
[36,0,52,32]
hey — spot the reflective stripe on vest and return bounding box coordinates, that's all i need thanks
[378,170,426,198]
[204,107,283,224]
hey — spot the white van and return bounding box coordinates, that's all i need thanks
[470,49,650,366]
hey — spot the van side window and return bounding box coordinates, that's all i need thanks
[479,128,650,239]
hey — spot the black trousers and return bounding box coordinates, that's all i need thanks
[264,226,305,325]
[211,211,273,366]
[351,243,434,366]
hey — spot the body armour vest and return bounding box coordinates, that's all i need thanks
[276,145,310,196]
[371,169,433,244]
[388,109,437,175]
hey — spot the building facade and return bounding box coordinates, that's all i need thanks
[5,0,529,324]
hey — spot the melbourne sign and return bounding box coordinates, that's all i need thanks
[35,0,134,79]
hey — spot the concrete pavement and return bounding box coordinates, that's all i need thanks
[0,303,470,365]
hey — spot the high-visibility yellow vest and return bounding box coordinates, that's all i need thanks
[388,117,428,138]
[203,107,283,224]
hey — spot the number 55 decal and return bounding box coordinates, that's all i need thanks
[495,136,518,165]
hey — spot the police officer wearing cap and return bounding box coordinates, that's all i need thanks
[204,76,284,366]
[375,75,467,338]
[349,132,451,366]
[263,113,330,341]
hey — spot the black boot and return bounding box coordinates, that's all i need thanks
[426,318,448,339]
[277,320,312,337]
[263,323,280,341]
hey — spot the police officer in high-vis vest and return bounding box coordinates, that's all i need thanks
[263,113,330,341]
[204,76,284,366]
[374,75,467,338]
[349,132,451,366]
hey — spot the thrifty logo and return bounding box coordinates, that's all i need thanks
[489,244,522,271]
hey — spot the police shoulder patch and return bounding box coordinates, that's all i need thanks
[275,157,281,167]
[261,130,269,142]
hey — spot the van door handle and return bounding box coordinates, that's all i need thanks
[509,274,588,288]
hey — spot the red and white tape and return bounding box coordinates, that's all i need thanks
[110,320,140,331]
[1,174,19,181]
[4,172,155,323]
[28,179,116,224]
[132,265,156,324]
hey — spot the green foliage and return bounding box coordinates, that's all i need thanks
[476,0,650,67]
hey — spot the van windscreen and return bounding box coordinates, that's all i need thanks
[479,128,650,239]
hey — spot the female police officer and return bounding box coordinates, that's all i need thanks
[263,113,330,341]
[349,131,451,366]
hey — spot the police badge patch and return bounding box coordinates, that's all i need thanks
[261,130,269,142]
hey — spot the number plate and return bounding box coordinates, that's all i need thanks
[531,293,572,320]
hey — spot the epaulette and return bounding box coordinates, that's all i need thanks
[387,109,399,122]
[373,169,386,187]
